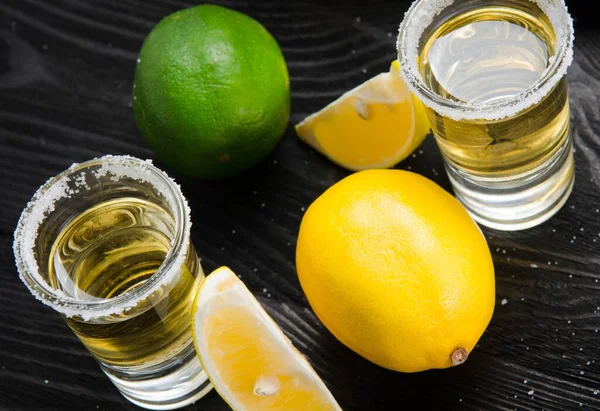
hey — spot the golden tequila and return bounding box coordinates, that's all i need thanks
[397,0,574,230]
[418,3,570,177]
[14,156,212,409]
[48,197,202,369]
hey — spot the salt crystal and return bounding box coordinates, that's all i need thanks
[501,299,508,306]
[530,264,538,268]
[528,390,534,396]
[524,380,528,384]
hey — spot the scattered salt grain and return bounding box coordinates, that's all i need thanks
[355,17,361,22]
[528,390,534,396]
[530,264,538,268]
[524,380,528,384]
[231,229,236,234]
[362,68,367,74]
[261,203,266,208]
[262,288,267,293]
[501,299,508,306]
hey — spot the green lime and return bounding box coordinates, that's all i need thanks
[133,4,290,179]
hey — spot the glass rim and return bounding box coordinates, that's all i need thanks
[396,0,574,121]
[13,155,191,320]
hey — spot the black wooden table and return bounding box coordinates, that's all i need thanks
[1,1,599,410]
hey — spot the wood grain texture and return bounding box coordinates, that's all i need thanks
[1,0,600,410]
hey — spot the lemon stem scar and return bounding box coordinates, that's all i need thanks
[450,347,469,366]
[253,375,281,396]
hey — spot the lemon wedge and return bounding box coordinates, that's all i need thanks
[192,266,342,411]
[295,60,430,171]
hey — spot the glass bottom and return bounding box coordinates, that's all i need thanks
[101,343,212,410]
[446,138,574,231]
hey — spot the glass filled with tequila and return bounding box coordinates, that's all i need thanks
[13,155,212,410]
[397,0,574,230]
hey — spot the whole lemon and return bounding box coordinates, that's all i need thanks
[296,170,495,372]
[133,5,290,179]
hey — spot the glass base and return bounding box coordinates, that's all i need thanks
[447,140,574,231]
[102,343,212,410]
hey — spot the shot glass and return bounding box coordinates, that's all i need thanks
[397,0,575,231]
[13,155,212,409]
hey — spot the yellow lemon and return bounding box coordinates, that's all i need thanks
[294,61,430,171]
[192,267,342,411]
[296,170,495,372]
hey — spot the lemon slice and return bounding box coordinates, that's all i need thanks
[192,266,342,411]
[295,60,430,171]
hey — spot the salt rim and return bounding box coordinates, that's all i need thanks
[396,0,574,121]
[13,155,192,321]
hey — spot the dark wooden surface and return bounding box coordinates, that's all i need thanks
[1,1,599,410]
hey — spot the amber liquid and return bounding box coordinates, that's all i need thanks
[418,1,570,178]
[48,197,203,368]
